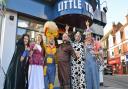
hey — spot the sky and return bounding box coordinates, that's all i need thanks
[100,0,128,35]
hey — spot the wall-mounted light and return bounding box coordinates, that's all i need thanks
[103,7,107,13]
[100,0,108,13]
[9,15,14,21]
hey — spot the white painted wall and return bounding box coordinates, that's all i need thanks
[0,11,17,89]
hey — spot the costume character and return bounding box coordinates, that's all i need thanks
[57,32,77,89]
[65,25,86,89]
[4,34,30,89]
[43,21,58,89]
[28,34,45,89]
[84,21,100,89]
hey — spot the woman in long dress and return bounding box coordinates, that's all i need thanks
[4,34,30,89]
[84,29,99,89]
[28,34,45,89]
[71,32,86,89]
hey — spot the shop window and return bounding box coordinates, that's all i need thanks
[16,16,45,42]
[16,28,27,41]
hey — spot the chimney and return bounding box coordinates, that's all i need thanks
[112,22,116,35]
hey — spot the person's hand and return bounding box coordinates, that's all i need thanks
[65,24,69,33]
[75,51,80,59]
[33,45,37,50]
[29,50,33,57]
[20,56,24,62]
[27,47,30,51]
[73,27,76,32]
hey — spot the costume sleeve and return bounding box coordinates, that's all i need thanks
[16,44,25,55]
[22,50,29,57]
[68,32,75,43]
[22,50,27,57]
[30,43,35,50]
[99,48,104,60]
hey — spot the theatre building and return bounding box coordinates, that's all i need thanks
[0,0,106,88]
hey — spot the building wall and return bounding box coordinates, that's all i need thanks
[1,10,17,73]
[0,11,17,89]
[6,0,53,19]
[107,18,128,74]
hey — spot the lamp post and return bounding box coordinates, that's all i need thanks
[100,0,108,13]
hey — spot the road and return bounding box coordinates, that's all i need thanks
[100,75,128,89]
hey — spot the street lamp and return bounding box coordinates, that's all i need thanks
[100,0,108,13]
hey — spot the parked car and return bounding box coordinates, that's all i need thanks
[104,65,113,75]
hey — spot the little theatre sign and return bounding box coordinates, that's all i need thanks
[57,0,94,17]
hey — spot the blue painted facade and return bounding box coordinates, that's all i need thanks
[6,0,97,20]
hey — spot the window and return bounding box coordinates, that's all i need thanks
[108,34,113,48]
[17,16,45,42]
[109,49,114,58]
[96,35,100,41]
[124,26,128,39]
[116,31,121,44]
[118,46,121,54]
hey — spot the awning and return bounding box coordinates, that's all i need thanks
[54,14,93,29]
[108,57,121,65]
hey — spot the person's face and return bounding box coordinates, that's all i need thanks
[35,35,42,43]
[75,33,81,42]
[62,33,69,41]
[85,34,92,43]
[86,33,92,38]
[49,39,54,46]
[24,36,29,45]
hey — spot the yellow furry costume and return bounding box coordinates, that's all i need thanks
[43,21,58,89]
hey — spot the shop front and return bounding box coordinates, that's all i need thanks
[108,57,122,74]
[5,0,98,42]
[0,0,105,88]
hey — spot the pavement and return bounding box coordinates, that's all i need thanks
[1,66,128,89]
[100,75,128,89]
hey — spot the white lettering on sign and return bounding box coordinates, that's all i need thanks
[58,0,94,16]
[64,1,68,9]
[69,0,73,9]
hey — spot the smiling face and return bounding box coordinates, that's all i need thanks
[23,36,29,46]
[62,33,69,42]
[74,32,81,42]
[35,34,42,44]
[84,33,93,44]
[49,39,55,46]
